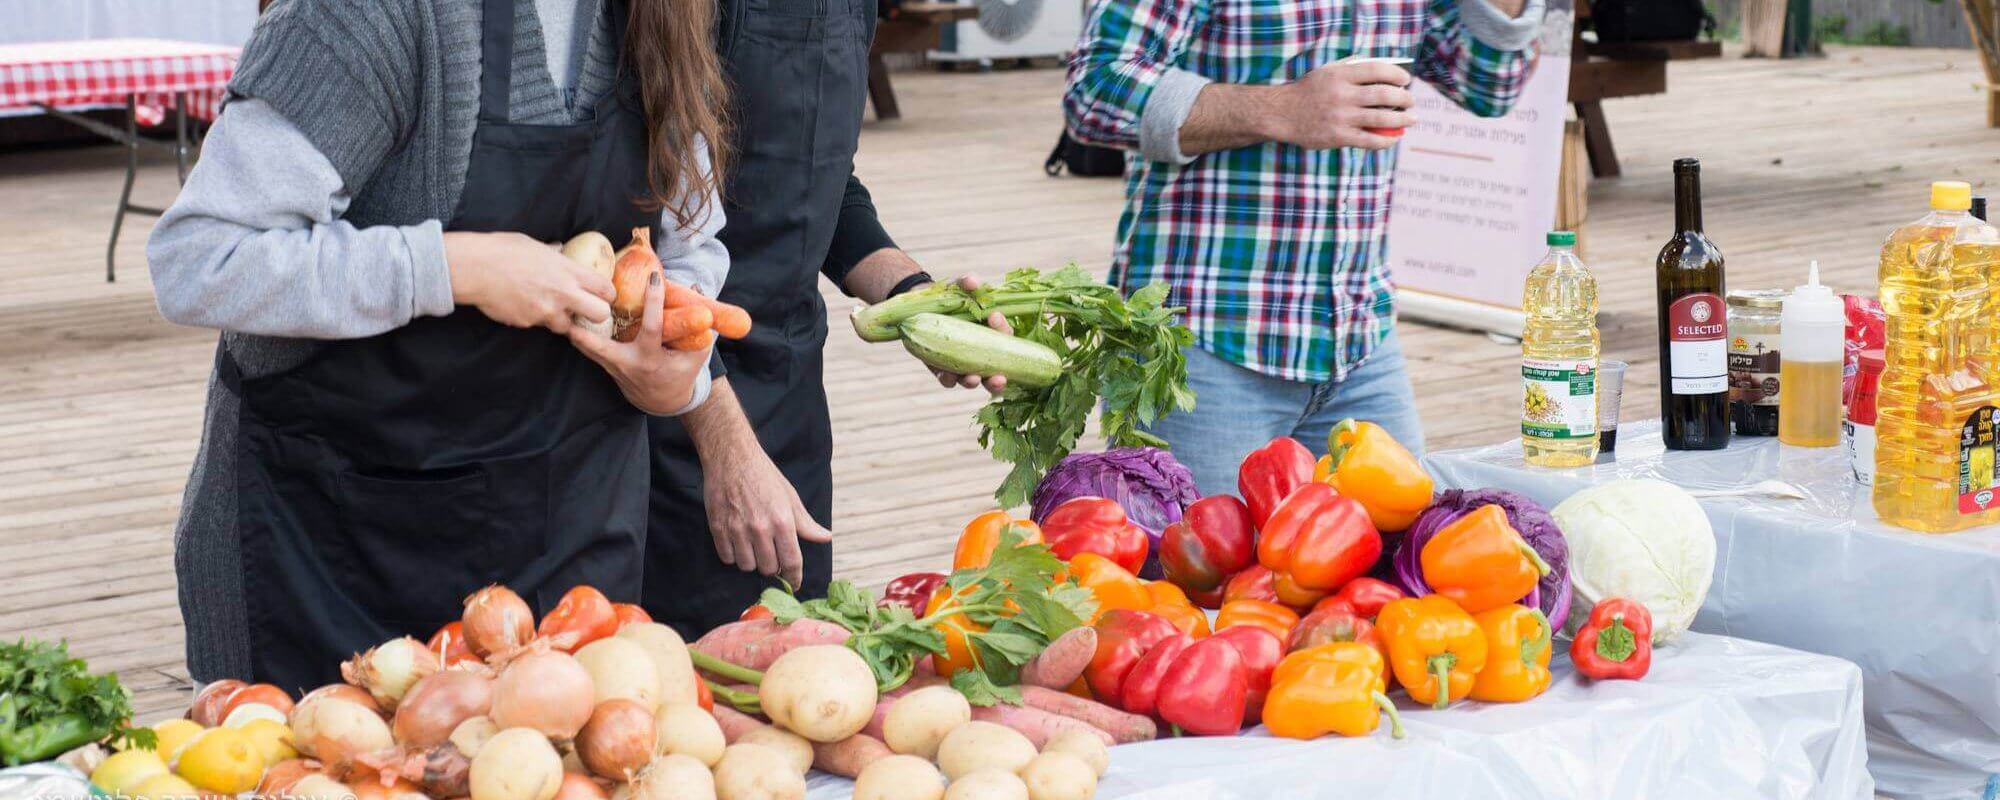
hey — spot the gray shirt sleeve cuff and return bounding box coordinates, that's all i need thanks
[1137,67,1212,165]
[667,361,713,416]
[1461,0,1545,52]
[403,219,455,318]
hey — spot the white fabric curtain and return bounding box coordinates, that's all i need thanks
[0,0,256,47]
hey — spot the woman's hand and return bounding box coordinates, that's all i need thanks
[446,231,614,333]
[569,271,709,414]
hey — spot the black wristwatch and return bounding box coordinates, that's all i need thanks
[886,271,934,299]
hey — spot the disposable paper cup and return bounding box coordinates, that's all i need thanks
[1597,360,1628,453]
[1340,56,1414,137]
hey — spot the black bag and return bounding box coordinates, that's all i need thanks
[1590,0,1715,43]
[1045,130,1125,178]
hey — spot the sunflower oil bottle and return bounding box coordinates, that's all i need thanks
[1522,231,1600,467]
[1872,181,2000,532]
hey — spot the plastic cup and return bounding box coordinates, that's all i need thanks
[1597,360,1628,453]
[1339,56,1414,137]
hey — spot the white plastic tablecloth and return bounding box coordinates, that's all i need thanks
[807,631,1871,799]
[1426,421,2000,800]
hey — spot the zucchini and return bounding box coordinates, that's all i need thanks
[898,313,1062,390]
[850,283,974,342]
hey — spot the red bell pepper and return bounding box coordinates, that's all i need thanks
[1223,564,1280,606]
[1257,483,1382,593]
[1569,598,1653,681]
[1160,495,1256,607]
[1118,634,1193,718]
[1287,608,1388,676]
[1270,570,1328,611]
[1085,609,1181,701]
[879,572,948,616]
[1043,497,1149,576]
[1209,625,1283,723]
[1314,577,1407,620]
[1155,637,1251,736]
[1238,437,1315,528]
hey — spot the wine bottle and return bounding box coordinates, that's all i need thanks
[1656,158,1731,450]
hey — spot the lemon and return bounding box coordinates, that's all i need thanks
[89,748,169,795]
[171,726,263,794]
[126,772,203,800]
[237,717,298,765]
[150,718,205,759]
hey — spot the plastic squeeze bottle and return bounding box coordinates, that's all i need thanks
[1778,260,1843,447]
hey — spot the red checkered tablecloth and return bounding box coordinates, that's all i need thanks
[0,38,238,125]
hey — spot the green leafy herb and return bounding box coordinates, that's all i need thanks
[0,639,152,765]
[949,670,1023,707]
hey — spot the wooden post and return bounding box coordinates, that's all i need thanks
[1964,0,2000,127]
[1743,0,1786,58]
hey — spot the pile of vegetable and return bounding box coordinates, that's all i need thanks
[849,266,1196,507]
[0,639,151,766]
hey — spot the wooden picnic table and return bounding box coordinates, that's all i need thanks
[1568,2,1720,178]
[868,1,980,121]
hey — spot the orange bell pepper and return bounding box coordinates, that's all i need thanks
[1214,599,1299,643]
[1418,505,1551,614]
[953,510,1044,571]
[1144,580,1191,608]
[1270,570,1329,611]
[1318,419,1434,533]
[1469,605,1552,703]
[1262,642,1404,740]
[1069,553,1151,621]
[1376,595,1487,710]
[924,585,987,677]
[1148,598,1212,638]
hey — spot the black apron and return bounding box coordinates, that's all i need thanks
[642,0,874,635]
[231,0,657,691]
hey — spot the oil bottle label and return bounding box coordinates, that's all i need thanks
[1728,332,1781,406]
[1957,406,1999,514]
[1666,293,1728,395]
[1522,358,1598,440]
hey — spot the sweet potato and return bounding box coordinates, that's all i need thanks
[811,733,893,778]
[969,704,1113,750]
[710,705,765,743]
[692,618,850,672]
[1019,627,1096,689]
[1018,686,1156,744]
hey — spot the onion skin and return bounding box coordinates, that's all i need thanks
[351,776,430,800]
[343,637,441,711]
[394,669,496,749]
[414,742,474,798]
[492,651,596,741]
[189,679,246,727]
[576,700,656,780]
[464,585,536,660]
[555,773,611,800]
[256,758,319,797]
[302,683,386,717]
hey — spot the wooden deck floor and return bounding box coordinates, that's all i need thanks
[0,44,1994,719]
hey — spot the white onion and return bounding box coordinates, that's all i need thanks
[343,636,441,710]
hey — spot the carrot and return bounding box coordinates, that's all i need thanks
[811,733,893,778]
[663,281,709,309]
[710,705,765,743]
[658,305,714,343]
[668,329,716,352]
[691,618,850,671]
[662,281,752,340]
[970,704,1115,749]
[1019,627,1096,689]
[1018,686,1157,744]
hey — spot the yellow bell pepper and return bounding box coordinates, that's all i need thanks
[1469,605,1552,703]
[1262,642,1405,740]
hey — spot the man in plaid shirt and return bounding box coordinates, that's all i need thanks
[1064,0,1544,494]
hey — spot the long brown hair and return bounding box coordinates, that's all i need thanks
[626,0,732,231]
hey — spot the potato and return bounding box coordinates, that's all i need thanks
[943,769,1029,800]
[1038,730,1108,778]
[852,754,946,800]
[757,645,878,743]
[712,744,805,800]
[617,753,715,800]
[1019,752,1097,800]
[562,232,618,339]
[935,722,1035,781]
[883,687,971,760]
[653,704,726,767]
[617,623,701,708]
[735,727,811,776]
[576,637,662,710]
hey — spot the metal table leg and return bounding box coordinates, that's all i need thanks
[107,96,140,282]
[38,95,197,282]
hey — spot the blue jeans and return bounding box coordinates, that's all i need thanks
[1145,330,1426,497]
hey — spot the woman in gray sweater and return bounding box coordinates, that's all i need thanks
[147,0,730,688]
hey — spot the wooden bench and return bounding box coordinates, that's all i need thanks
[1568,2,1721,178]
[868,1,980,121]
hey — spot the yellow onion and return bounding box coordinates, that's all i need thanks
[464,585,535,659]
[575,700,655,780]
[491,651,595,741]
[342,637,440,710]
[392,668,495,748]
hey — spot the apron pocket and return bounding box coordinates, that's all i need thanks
[327,462,542,631]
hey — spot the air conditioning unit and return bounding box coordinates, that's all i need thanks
[931,0,1081,62]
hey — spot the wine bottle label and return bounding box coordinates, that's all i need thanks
[1958,406,1999,514]
[1521,358,1598,440]
[1728,332,1781,406]
[1666,292,1727,394]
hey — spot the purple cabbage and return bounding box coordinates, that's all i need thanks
[1393,488,1572,631]
[1029,448,1201,579]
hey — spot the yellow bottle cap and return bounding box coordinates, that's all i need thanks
[1931,181,1973,211]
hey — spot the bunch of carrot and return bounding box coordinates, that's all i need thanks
[564,227,753,349]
